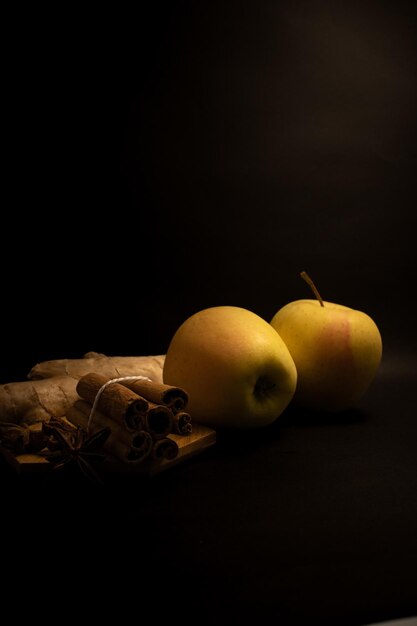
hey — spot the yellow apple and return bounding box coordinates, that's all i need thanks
[270,272,383,411]
[163,306,297,428]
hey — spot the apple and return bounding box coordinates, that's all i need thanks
[270,272,383,411]
[162,306,297,429]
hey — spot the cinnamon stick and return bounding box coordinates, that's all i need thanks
[172,411,192,435]
[144,402,174,440]
[66,401,152,464]
[75,400,153,462]
[120,380,188,414]
[151,437,179,461]
[71,400,136,445]
[76,373,149,431]
[129,430,153,461]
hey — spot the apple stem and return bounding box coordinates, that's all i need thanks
[300,271,324,307]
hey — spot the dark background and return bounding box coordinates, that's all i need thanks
[2,0,417,381]
[2,2,417,624]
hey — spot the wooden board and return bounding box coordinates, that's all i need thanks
[0,423,216,477]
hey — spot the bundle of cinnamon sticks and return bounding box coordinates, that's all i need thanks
[66,373,192,466]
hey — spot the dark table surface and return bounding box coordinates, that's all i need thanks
[1,351,416,626]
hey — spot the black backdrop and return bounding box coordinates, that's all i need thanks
[2,3,417,625]
[2,0,417,381]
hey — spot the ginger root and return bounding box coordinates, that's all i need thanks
[28,352,165,381]
[0,376,80,425]
[0,353,165,426]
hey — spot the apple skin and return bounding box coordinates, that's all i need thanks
[162,306,297,429]
[270,299,382,411]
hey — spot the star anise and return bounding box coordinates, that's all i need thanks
[42,424,111,484]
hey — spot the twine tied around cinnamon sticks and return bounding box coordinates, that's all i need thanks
[86,375,152,434]
[66,372,192,467]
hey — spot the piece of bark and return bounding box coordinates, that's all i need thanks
[28,353,165,383]
[0,422,48,453]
